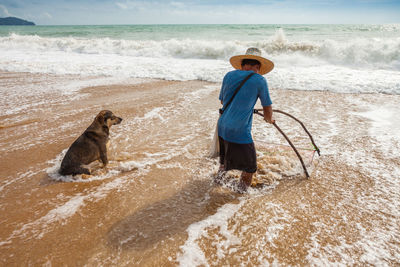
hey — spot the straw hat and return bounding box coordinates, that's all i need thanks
[230,47,274,75]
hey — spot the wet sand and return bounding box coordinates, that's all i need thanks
[0,71,399,266]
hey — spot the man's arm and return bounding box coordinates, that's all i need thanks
[263,105,275,124]
[257,77,274,124]
[219,73,229,106]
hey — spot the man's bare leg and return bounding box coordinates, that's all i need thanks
[238,171,254,193]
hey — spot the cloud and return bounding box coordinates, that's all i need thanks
[0,0,398,25]
[114,0,150,11]
[116,2,128,9]
[42,12,52,19]
[115,0,189,12]
[0,4,12,17]
[355,0,397,2]
[170,1,185,8]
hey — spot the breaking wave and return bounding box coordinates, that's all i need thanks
[1,27,400,95]
[1,30,399,70]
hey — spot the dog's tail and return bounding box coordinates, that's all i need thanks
[59,166,90,176]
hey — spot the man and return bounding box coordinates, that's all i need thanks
[216,47,275,193]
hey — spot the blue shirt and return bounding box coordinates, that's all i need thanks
[218,70,272,144]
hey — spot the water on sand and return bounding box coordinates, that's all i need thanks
[0,71,399,266]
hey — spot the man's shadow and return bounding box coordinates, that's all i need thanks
[106,179,238,251]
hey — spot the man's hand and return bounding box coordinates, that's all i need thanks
[263,105,275,124]
[264,117,275,124]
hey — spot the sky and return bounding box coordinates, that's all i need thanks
[0,0,399,25]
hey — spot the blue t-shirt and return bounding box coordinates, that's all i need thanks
[218,70,272,144]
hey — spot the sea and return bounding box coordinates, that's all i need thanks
[1,24,400,94]
[1,24,400,266]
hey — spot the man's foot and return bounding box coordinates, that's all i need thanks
[214,167,226,185]
[236,180,249,194]
[228,180,248,194]
[235,171,253,194]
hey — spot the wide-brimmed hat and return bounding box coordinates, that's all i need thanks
[230,47,274,75]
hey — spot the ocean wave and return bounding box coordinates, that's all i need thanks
[1,30,400,95]
[1,31,399,70]
[258,29,400,70]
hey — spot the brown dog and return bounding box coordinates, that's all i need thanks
[59,110,122,176]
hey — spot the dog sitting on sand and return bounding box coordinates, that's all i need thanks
[59,110,122,176]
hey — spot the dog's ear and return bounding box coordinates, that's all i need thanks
[96,115,105,125]
[96,110,107,126]
[103,111,113,122]
[96,110,113,126]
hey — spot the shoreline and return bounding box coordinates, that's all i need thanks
[2,69,399,96]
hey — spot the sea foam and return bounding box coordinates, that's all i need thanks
[1,32,399,68]
[1,27,400,94]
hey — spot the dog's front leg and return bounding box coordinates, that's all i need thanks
[100,154,108,168]
[100,144,108,168]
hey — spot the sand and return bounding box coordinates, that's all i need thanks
[0,71,399,266]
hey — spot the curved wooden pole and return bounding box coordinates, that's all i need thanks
[254,110,311,178]
[272,122,310,178]
[255,109,320,156]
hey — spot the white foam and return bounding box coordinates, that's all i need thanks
[357,107,394,131]
[0,175,130,244]
[0,73,147,117]
[1,33,399,69]
[46,149,143,182]
[355,105,400,156]
[0,168,41,193]
[177,197,296,266]
[1,33,399,94]
[303,101,400,265]
[143,107,166,121]
[0,194,86,242]
[46,137,195,183]
[42,195,86,224]
[177,199,245,267]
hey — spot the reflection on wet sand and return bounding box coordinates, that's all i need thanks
[107,179,238,251]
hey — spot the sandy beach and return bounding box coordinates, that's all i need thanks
[1,71,399,266]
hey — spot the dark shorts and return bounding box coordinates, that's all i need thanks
[219,136,257,173]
